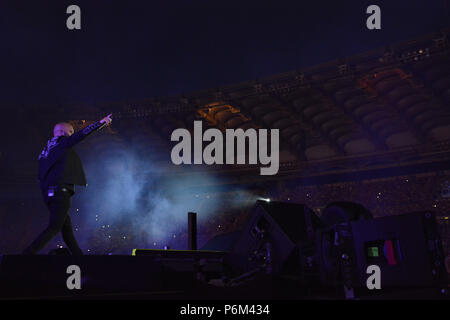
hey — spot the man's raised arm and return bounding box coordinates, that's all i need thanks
[61,114,112,148]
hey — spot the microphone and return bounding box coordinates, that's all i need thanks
[98,117,112,130]
[98,122,108,130]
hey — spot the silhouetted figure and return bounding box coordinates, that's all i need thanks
[23,114,112,255]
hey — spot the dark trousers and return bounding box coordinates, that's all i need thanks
[23,188,83,255]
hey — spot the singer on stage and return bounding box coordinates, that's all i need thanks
[23,114,113,255]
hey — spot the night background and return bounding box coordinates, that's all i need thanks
[0,0,448,104]
[0,0,449,300]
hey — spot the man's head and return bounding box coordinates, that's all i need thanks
[53,123,74,137]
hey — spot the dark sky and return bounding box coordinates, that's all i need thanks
[0,0,448,105]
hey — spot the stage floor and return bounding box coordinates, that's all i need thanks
[0,255,448,300]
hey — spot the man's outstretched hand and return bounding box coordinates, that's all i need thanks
[100,113,113,126]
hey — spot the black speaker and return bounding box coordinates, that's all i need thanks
[228,200,323,275]
[321,201,373,227]
[317,210,448,297]
[200,231,242,251]
[350,211,447,289]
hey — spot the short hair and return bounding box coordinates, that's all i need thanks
[53,122,74,136]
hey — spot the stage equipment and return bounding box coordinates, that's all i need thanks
[188,212,197,250]
[227,200,323,277]
[200,231,242,252]
[315,210,448,298]
[131,249,227,283]
[321,201,373,226]
[222,201,447,299]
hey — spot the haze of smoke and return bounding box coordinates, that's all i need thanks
[71,136,260,253]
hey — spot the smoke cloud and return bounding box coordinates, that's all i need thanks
[63,133,259,254]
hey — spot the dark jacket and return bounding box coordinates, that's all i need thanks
[38,121,105,193]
